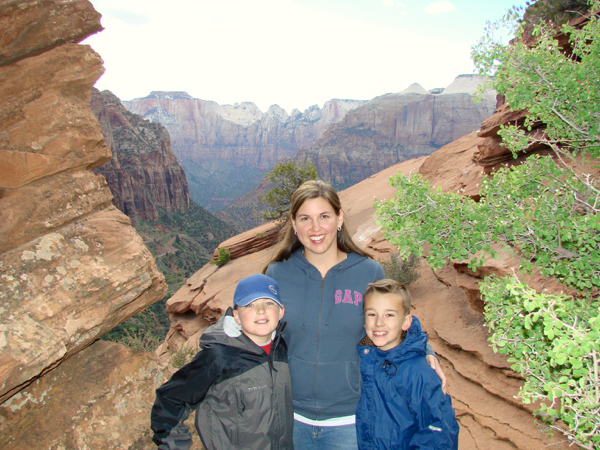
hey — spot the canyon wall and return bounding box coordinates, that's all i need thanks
[90,88,190,221]
[296,75,497,187]
[124,93,367,210]
[0,1,169,448]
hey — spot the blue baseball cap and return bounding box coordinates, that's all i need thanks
[233,274,283,308]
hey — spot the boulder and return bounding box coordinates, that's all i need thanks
[0,340,172,450]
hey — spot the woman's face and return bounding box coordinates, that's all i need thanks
[292,197,343,260]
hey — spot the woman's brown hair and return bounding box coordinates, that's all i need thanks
[263,180,371,272]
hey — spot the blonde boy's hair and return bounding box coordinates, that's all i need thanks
[364,278,412,316]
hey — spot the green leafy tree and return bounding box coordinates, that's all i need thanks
[376,2,600,447]
[257,159,318,223]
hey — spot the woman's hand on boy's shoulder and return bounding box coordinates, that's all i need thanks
[426,355,448,395]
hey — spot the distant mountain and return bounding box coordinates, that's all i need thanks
[90,88,190,221]
[123,93,366,210]
[91,89,240,279]
[295,74,497,189]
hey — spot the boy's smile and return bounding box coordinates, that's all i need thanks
[364,292,412,351]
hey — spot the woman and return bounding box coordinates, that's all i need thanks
[264,180,446,449]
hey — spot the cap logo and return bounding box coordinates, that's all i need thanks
[269,285,278,295]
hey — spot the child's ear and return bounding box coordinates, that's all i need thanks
[401,314,412,331]
[278,305,285,320]
[232,309,242,326]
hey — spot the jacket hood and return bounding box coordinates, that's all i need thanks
[200,307,286,354]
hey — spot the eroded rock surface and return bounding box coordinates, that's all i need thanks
[0,340,168,450]
[0,1,168,447]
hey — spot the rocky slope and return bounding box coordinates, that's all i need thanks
[159,102,578,450]
[90,88,190,221]
[124,93,366,210]
[296,75,497,188]
[0,1,169,448]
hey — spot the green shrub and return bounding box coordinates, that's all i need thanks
[376,2,600,446]
[256,159,318,223]
[210,246,231,267]
[170,344,197,369]
[381,253,421,285]
[112,328,163,352]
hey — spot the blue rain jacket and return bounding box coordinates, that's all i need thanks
[356,316,459,449]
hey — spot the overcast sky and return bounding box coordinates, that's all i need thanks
[84,0,525,113]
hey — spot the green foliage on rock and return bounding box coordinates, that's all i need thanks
[377,2,600,447]
[170,344,197,369]
[102,296,170,349]
[210,246,231,267]
[257,159,318,223]
[522,0,590,30]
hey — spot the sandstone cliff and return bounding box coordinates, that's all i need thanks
[159,102,577,450]
[124,92,366,209]
[295,75,497,187]
[90,88,190,221]
[0,1,169,448]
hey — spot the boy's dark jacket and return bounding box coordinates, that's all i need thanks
[356,316,459,450]
[151,307,294,450]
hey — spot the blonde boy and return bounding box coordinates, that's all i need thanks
[356,279,459,450]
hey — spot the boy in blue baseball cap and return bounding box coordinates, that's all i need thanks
[151,274,293,450]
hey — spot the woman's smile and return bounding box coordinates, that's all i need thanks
[292,197,343,260]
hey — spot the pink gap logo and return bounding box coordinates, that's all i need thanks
[334,289,362,306]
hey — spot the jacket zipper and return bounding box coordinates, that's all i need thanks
[313,276,325,418]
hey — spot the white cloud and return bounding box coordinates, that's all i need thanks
[423,1,456,15]
[382,0,394,7]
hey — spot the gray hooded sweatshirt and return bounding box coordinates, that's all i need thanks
[151,307,294,450]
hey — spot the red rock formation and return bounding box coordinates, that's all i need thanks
[90,88,190,221]
[0,341,167,450]
[0,1,169,447]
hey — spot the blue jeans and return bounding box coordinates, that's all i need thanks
[293,420,359,450]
